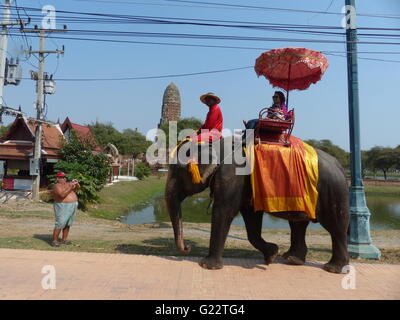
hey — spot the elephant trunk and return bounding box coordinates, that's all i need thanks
[170,209,191,254]
[165,183,191,254]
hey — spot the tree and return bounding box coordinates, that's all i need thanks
[365,146,396,180]
[361,150,369,178]
[53,131,111,210]
[393,146,400,170]
[0,124,11,139]
[89,121,122,148]
[304,139,349,169]
[89,121,151,156]
[120,128,152,157]
[134,161,151,180]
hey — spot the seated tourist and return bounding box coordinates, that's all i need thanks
[243,91,288,129]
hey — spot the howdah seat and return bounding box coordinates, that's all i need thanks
[254,107,295,146]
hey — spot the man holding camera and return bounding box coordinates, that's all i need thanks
[51,172,80,247]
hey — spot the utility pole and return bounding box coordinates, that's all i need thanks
[22,25,66,201]
[344,0,380,259]
[0,0,29,106]
[0,0,12,106]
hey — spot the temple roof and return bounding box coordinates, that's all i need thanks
[0,116,64,160]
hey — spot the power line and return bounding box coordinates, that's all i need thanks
[8,29,400,46]
[33,66,254,81]
[7,14,399,39]
[0,8,344,27]
[69,0,400,19]
[9,34,400,54]
[307,0,336,23]
[11,48,399,83]
[166,0,400,19]
[4,5,400,29]
[3,7,398,44]
[3,5,399,46]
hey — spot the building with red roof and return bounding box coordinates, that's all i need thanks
[60,117,102,151]
[0,116,64,191]
[0,116,118,192]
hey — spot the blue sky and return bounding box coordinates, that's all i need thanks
[2,0,400,151]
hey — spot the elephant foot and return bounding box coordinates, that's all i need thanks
[282,250,306,265]
[264,244,279,265]
[264,252,278,265]
[199,257,223,270]
[286,255,305,265]
[323,262,348,274]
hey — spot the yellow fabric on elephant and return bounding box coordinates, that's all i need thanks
[249,136,319,219]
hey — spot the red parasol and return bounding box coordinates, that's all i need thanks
[254,47,329,106]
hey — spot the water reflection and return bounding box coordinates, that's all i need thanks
[367,196,400,230]
[122,194,400,230]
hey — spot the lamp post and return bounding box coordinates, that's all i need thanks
[345,0,380,259]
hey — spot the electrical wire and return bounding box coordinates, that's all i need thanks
[166,0,400,19]
[3,9,398,44]
[307,0,336,24]
[10,48,399,83]
[3,5,400,30]
[69,0,400,20]
[2,2,398,84]
[12,0,40,67]
[9,29,400,46]
[15,66,253,81]
[13,0,30,49]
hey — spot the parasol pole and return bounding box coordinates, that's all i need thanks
[286,64,291,108]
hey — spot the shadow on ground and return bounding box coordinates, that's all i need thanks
[115,238,328,271]
[33,234,52,245]
[115,237,261,259]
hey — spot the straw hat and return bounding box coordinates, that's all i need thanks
[200,92,221,104]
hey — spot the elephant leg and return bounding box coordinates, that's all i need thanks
[319,220,349,273]
[282,220,309,265]
[199,202,237,270]
[241,208,279,265]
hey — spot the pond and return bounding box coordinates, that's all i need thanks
[121,193,400,230]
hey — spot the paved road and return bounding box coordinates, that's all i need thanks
[0,248,399,300]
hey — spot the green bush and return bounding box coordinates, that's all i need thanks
[134,162,151,180]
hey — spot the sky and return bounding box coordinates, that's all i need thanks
[1,0,399,151]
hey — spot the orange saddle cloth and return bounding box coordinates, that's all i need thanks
[249,136,319,219]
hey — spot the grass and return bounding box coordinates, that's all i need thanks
[365,186,400,197]
[365,173,400,179]
[87,175,166,220]
[0,234,398,265]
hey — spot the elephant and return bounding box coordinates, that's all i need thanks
[165,136,350,273]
